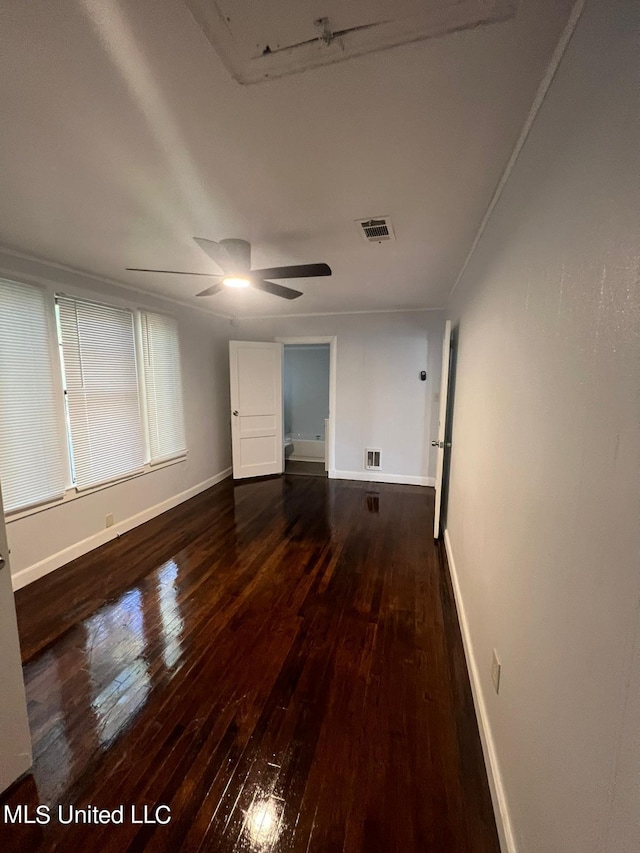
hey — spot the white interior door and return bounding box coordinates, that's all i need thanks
[0,482,32,794]
[229,341,284,479]
[433,320,452,539]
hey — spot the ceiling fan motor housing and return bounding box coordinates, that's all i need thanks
[219,238,251,275]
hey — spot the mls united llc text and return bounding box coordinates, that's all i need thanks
[3,804,171,825]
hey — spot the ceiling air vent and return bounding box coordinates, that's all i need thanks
[356,217,395,244]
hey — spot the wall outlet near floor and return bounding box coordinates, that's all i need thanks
[105,513,114,528]
[491,650,501,694]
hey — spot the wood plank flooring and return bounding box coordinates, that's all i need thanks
[284,461,327,477]
[1,475,499,852]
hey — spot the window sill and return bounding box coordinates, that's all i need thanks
[5,452,188,523]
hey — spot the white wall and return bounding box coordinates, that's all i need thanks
[235,310,444,485]
[444,1,640,851]
[0,251,233,588]
[283,344,330,438]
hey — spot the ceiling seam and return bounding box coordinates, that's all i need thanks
[233,306,445,321]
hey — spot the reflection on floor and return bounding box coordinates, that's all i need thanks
[3,475,499,852]
[285,460,327,477]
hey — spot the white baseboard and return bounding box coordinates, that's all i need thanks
[11,527,117,592]
[114,467,232,537]
[443,528,516,853]
[330,469,435,488]
[11,468,232,591]
[289,455,325,463]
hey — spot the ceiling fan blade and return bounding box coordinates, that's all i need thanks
[126,267,222,276]
[195,283,224,297]
[252,279,303,300]
[250,263,331,280]
[193,238,233,273]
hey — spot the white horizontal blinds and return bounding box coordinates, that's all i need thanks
[0,280,66,512]
[57,296,145,489]
[140,311,186,462]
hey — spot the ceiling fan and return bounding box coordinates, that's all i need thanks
[126,238,331,300]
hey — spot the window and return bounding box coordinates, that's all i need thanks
[57,296,145,490]
[0,280,66,512]
[139,311,186,463]
[0,286,187,512]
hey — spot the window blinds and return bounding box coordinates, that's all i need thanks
[140,311,186,463]
[57,296,145,489]
[0,280,66,513]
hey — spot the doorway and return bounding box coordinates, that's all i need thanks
[279,338,335,478]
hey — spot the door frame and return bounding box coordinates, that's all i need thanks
[433,320,452,538]
[276,336,337,477]
[0,478,33,794]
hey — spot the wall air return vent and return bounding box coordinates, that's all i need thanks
[357,217,395,244]
[365,448,381,470]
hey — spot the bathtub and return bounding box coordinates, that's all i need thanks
[286,433,326,465]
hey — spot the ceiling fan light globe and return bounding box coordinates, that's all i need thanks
[223,276,251,289]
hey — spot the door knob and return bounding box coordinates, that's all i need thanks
[233,410,239,416]
[0,554,6,571]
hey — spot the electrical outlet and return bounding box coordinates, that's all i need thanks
[491,650,501,694]
[105,513,114,528]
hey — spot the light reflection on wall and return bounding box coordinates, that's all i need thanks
[157,560,184,670]
[86,588,150,747]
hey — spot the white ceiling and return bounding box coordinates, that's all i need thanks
[0,0,573,318]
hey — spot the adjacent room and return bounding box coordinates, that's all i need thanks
[0,1,638,852]
[283,342,330,477]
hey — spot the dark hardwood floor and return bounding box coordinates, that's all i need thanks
[2,475,499,852]
[284,461,327,478]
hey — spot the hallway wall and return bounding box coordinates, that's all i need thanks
[444,1,640,851]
